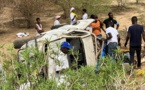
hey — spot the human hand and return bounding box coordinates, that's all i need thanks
[101,38,106,41]
[124,42,127,47]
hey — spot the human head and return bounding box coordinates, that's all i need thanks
[61,41,72,54]
[94,15,98,21]
[70,7,75,12]
[131,16,137,24]
[108,12,113,19]
[36,18,40,23]
[55,15,61,20]
[82,9,87,14]
[90,14,95,19]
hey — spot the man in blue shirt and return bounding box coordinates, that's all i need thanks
[124,16,145,69]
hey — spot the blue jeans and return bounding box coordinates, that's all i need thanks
[97,34,102,39]
[108,42,118,62]
[95,41,107,73]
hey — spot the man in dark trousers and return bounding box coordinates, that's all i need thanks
[103,12,119,30]
[124,16,145,69]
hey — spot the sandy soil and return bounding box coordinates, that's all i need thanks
[0,0,145,81]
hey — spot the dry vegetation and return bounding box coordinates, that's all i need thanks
[0,0,144,55]
[0,0,145,89]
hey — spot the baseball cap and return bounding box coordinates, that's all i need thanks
[61,41,72,49]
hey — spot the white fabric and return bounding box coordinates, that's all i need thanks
[36,24,43,36]
[70,7,75,12]
[106,27,118,45]
[49,51,69,73]
[16,32,29,38]
[55,15,61,19]
[56,52,69,71]
[86,26,92,32]
[70,13,77,25]
[82,13,88,20]
[54,20,60,26]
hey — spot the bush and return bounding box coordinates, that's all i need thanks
[16,0,46,28]
[0,44,145,90]
[53,0,111,19]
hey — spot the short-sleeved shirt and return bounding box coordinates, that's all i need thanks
[128,24,144,46]
[70,12,77,25]
[35,24,43,36]
[82,13,88,20]
[54,20,60,26]
[103,18,118,28]
[106,27,118,45]
[90,20,103,36]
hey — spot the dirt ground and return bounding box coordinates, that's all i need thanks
[0,0,145,76]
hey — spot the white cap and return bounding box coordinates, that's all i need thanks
[70,7,75,12]
[55,15,61,19]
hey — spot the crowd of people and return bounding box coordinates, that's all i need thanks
[35,7,145,73]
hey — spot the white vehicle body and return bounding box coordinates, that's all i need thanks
[17,19,97,79]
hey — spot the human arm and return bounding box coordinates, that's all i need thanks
[142,31,145,42]
[71,13,77,21]
[35,24,44,33]
[100,20,106,33]
[106,33,112,40]
[72,15,76,21]
[115,20,119,30]
[124,32,130,47]
[116,24,119,30]
[117,35,121,46]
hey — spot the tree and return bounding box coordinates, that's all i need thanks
[52,0,111,19]
[136,0,139,4]
[17,0,46,28]
[117,0,127,7]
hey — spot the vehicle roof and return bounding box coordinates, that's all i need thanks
[20,19,94,49]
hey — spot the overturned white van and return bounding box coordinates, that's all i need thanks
[14,19,98,79]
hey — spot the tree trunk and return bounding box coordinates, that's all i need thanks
[136,0,139,4]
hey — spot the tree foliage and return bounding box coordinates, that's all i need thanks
[52,0,111,18]
[17,0,46,28]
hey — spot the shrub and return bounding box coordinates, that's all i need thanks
[0,44,145,90]
[53,0,111,19]
[16,0,46,28]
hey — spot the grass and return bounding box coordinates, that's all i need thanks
[0,44,145,90]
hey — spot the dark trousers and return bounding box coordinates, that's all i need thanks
[130,46,141,67]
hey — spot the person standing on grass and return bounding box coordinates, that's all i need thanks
[35,18,44,36]
[70,7,78,25]
[106,21,120,62]
[54,15,61,26]
[103,12,119,30]
[82,9,88,20]
[124,16,145,69]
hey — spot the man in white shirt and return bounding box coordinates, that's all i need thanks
[54,15,61,26]
[106,21,120,62]
[70,7,77,25]
[56,41,72,71]
[48,41,72,78]
[82,9,88,20]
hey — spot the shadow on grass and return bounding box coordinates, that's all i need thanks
[128,2,145,6]
[110,5,137,15]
